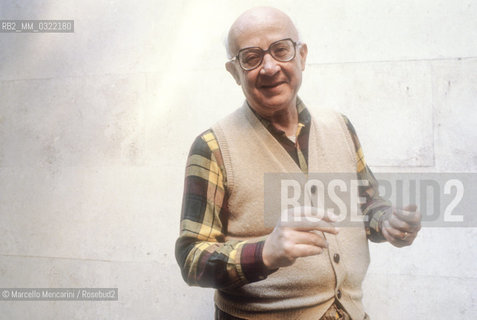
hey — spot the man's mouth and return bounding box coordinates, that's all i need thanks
[260,81,285,89]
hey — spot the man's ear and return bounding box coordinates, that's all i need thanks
[226,61,241,85]
[298,43,308,71]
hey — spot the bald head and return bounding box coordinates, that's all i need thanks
[226,7,300,58]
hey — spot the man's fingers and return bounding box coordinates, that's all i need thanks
[380,205,421,248]
[281,206,339,234]
[389,215,421,233]
[404,204,418,212]
[388,214,420,233]
[291,244,324,258]
[383,219,405,239]
[382,227,407,248]
[392,206,421,225]
[293,223,339,235]
[387,213,409,230]
[286,230,329,249]
[284,206,338,223]
[283,219,339,234]
[263,227,330,269]
[383,219,417,241]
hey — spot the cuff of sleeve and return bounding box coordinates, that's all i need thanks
[240,240,278,282]
[367,207,391,242]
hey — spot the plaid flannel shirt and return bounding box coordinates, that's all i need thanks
[175,100,391,289]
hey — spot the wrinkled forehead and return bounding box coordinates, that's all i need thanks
[228,10,299,55]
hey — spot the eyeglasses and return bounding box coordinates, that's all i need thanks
[231,38,300,71]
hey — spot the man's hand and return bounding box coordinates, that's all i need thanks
[262,207,340,270]
[380,204,422,247]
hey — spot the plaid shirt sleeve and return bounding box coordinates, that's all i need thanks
[341,115,391,242]
[175,130,275,289]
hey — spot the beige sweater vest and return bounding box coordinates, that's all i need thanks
[212,102,370,320]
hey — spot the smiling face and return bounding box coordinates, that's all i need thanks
[226,7,308,118]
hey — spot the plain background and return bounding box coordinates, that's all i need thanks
[0,0,476,319]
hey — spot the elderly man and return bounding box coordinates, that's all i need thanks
[175,7,421,320]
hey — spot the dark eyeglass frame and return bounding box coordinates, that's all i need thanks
[231,38,300,71]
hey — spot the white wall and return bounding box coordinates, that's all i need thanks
[0,0,476,319]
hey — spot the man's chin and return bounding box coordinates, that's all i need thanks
[245,90,296,113]
[257,97,295,112]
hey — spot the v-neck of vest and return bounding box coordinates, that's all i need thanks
[242,103,310,174]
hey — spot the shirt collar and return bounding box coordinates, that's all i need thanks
[246,97,311,137]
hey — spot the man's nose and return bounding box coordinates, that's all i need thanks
[260,53,280,75]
